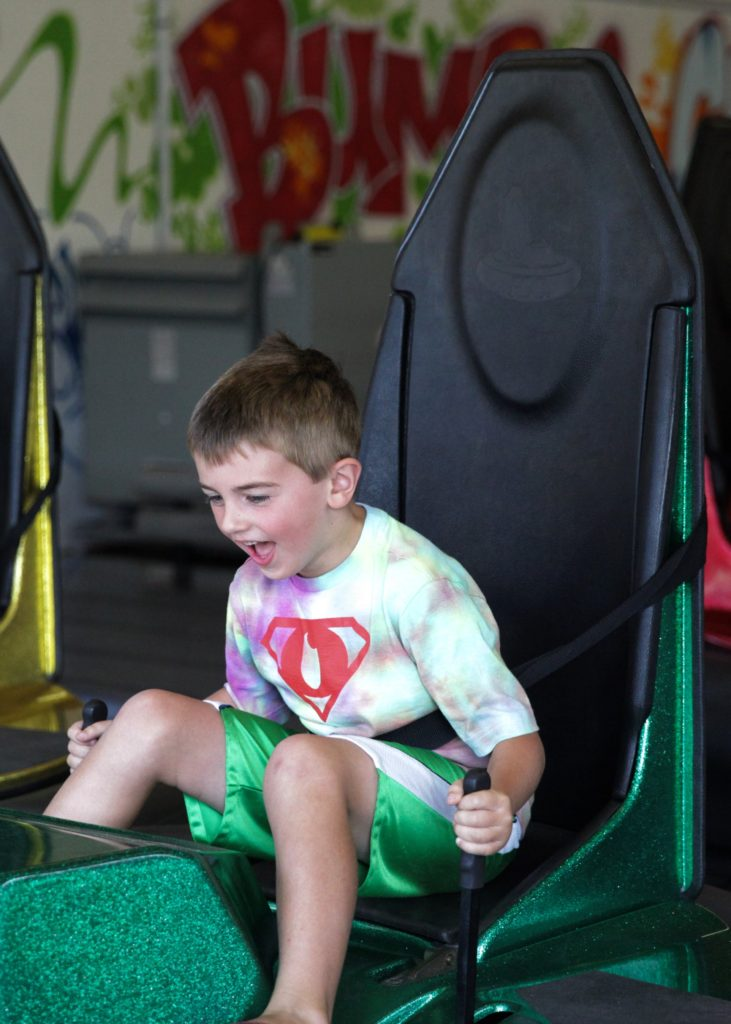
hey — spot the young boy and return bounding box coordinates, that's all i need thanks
[46,334,544,1024]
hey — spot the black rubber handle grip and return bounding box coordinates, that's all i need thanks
[459,768,492,890]
[82,699,109,730]
[462,767,491,797]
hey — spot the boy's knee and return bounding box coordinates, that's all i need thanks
[264,734,376,802]
[264,733,339,791]
[113,688,180,740]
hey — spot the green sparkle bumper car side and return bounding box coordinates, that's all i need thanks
[2,49,731,1024]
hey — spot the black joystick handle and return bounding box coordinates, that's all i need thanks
[459,768,492,890]
[456,767,492,1024]
[82,699,108,730]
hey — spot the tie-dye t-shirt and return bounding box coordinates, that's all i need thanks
[224,504,537,761]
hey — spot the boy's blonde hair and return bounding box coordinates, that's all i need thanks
[187,332,361,480]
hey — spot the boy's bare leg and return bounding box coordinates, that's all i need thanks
[250,735,378,1024]
[45,690,227,827]
[47,703,377,1024]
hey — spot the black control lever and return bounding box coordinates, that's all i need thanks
[456,767,491,1024]
[82,698,108,730]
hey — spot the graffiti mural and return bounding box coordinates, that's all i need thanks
[0,6,226,250]
[175,0,729,252]
[0,0,730,542]
[0,1,729,256]
[0,3,229,544]
[176,0,622,250]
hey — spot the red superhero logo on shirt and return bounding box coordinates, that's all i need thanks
[262,617,370,721]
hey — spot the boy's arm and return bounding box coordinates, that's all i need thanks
[447,731,545,857]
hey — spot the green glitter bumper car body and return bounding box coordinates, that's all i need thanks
[2,49,731,1024]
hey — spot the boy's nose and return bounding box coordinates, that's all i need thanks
[220,502,247,536]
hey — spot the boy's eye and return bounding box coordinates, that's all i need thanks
[203,493,222,507]
[246,494,269,505]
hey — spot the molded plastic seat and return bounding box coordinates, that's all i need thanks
[356,49,704,940]
[0,145,44,618]
[0,141,80,792]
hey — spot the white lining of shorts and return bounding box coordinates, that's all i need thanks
[330,734,522,853]
[202,686,245,711]
[331,734,456,821]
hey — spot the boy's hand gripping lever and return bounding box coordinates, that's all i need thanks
[456,767,491,1024]
[82,699,108,730]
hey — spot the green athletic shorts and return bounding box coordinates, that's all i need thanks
[183,708,511,899]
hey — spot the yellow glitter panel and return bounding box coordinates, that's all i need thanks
[0,276,80,730]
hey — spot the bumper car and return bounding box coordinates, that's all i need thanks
[2,49,730,1024]
[0,137,81,799]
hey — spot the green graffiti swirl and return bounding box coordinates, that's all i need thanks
[0,12,146,223]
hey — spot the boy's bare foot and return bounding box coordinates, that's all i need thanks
[237,1012,327,1023]
[236,1016,319,1023]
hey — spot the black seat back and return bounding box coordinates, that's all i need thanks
[0,143,48,617]
[359,50,702,833]
[683,115,731,517]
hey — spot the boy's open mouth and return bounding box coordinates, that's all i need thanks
[245,541,275,567]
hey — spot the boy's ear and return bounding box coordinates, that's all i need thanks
[328,458,362,508]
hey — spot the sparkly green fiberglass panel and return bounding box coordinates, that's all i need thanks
[0,810,273,1024]
[470,307,702,959]
[333,897,731,1022]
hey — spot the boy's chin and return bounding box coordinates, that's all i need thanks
[256,560,296,581]
[259,567,289,580]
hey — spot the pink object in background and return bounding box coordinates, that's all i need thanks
[704,459,731,648]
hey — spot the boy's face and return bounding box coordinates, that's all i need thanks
[194,444,360,579]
